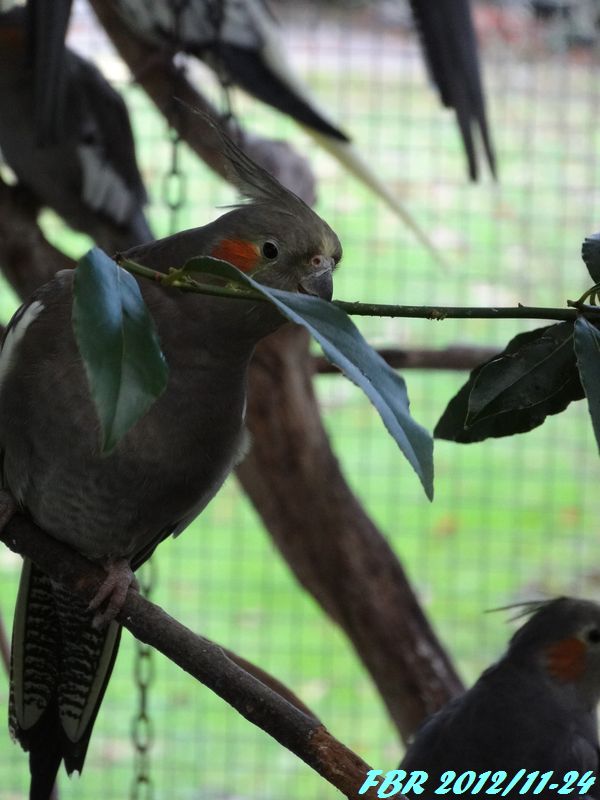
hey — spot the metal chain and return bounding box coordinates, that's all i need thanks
[162,124,187,234]
[130,558,156,800]
[161,0,191,233]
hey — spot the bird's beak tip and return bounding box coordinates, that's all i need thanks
[298,260,334,301]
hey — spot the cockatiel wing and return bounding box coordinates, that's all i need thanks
[0,288,122,800]
[70,52,151,237]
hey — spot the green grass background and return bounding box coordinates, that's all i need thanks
[2,8,600,798]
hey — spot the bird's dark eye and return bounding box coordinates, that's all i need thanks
[262,241,278,259]
[587,628,600,643]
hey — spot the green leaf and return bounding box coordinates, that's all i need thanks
[582,233,600,283]
[435,323,584,443]
[183,256,434,500]
[72,248,169,453]
[574,317,600,453]
[467,322,577,423]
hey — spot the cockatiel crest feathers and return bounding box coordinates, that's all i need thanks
[191,110,305,213]
[486,597,555,623]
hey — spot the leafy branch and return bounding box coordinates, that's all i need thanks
[436,233,600,450]
[120,255,597,322]
[74,233,600,505]
[78,250,434,498]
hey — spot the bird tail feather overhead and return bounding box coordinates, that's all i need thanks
[218,0,349,142]
[9,559,121,799]
[219,44,350,142]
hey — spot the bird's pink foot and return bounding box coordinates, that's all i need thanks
[88,558,138,628]
[0,490,16,531]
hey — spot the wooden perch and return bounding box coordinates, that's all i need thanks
[0,506,382,800]
[313,345,499,373]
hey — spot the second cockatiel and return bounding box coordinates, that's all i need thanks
[1,119,341,799]
[397,597,600,797]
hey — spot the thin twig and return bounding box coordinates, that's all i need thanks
[333,301,588,321]
[117,258,592,322]
[117,257,265,303]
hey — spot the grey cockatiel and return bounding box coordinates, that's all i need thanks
[397,597,600,797]
[0,6,152,253]
[0,119,341,799]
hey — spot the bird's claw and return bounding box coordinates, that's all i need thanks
[88,558,137,629]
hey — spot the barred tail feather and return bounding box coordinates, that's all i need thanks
[10,559,122,798]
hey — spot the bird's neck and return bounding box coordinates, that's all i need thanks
[142,281,285,361]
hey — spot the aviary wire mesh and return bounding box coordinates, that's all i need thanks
[2,1,600,797]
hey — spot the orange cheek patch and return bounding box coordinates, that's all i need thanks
[545,637,586,682]
[211,239,260,273]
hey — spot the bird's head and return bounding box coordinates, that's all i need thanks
[507,597,600,706]
[201,117,342,301]
[121,116,342,318]
[204,202,341,301]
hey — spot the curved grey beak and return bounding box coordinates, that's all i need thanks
[298,257,335,301]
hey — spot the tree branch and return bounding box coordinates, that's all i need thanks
[0,507,381,800]
[334,300,588,321]
[313,345,500,373]
[119,259,592,323]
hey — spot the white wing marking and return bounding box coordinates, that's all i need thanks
[0,300,45,394]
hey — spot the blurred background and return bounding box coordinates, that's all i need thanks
[2,0,600,797]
